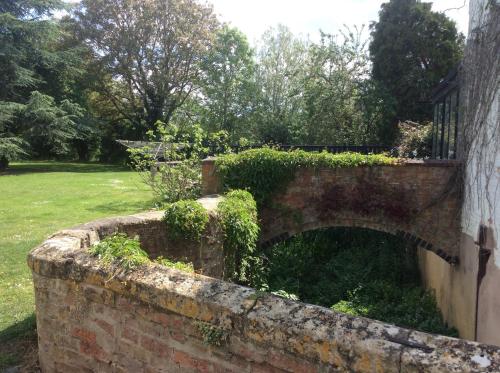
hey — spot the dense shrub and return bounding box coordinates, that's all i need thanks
[395,121,433,159]
[217,190,260,282]
[163,200,209,241]
[216,148,396,205]
[255,228,457,336]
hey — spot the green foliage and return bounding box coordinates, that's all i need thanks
[217,190,260,282]
[396,121,433,159]
[163,200,209,241]
[129,122,205,204]
[216,148,396,205]
[200,26,256,139]
[76,0,220,133]
[256,228,457,336]
[303,27,375,144]
[370,0,463,123]
[21,91,86,157]
[331,281,458,337]
[194,321,227,346]
[155,256,194,273]
[89,233,149,271]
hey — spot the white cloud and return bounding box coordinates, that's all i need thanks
[208,0,469,44]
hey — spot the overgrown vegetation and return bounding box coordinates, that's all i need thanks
[89,233,195,273]
[163,199,209,241]
[216,148,396,205]
[217,190,260,282]
[89,234,150,270]
[194,321,227,346]
[155,256,195,273]
[249,228,457,337]
[395,121,433,159]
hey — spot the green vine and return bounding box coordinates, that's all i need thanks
[163,200,209,241]
[215,148,396,205]
[217,190,260,282]
[194,321,227,346]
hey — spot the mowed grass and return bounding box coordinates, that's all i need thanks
[0,161,153,368]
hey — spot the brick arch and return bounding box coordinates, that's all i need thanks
[259,220,457,265]
[202,158,462,265]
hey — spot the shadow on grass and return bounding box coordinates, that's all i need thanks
[0,314,38,371]
[0,314,36,344]
[1,161,132,176]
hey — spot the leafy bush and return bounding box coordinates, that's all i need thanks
[256,228,457,336]
[129,122,232,205]
[155,256,194,273]
[216,148,396,205]
[89,233,149,270]
[217,190,260,282]
[396,121,433,159]
[331,281,458,337]
[163,200,209,241]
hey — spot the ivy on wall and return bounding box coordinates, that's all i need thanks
[216,190,260,282]
[215,148,396,205]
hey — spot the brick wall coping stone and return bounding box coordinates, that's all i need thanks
[28,196,500,372]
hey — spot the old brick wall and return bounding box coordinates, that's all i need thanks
[29,219,500,373]
[202,159,462,264]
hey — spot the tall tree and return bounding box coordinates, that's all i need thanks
[253,25,308,143]
[76,0,220,138]
[369,0,463,124]
[0,0,89,167]
[199,26,255,140]
[303,28,373,145]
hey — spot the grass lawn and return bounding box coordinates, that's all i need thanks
[0,161,153,369]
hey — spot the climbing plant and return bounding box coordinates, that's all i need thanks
[217,190,260,282]
[215,148,396,205]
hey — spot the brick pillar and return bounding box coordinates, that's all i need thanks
[201,158,222,195]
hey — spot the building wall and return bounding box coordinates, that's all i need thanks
[460,0,500,345]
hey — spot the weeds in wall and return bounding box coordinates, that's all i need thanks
[89,233,150,270]
[215,148,396,205]
[163,200,209,241]
[194,321,228,346]
[154,256,195,273]
[89,233,194,273]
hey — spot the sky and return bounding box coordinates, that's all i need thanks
[207,0,469,44]
[61,0,469,44]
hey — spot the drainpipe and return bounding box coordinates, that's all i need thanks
[474,225,491,341]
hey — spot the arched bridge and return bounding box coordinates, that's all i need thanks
[202,158,462,264]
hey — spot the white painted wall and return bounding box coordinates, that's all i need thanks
[462,0,500,264]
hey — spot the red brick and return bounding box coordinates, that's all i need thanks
[94,318,114,337]
[141,335,171,358]
[172,349,211,373]
[122,327,139,344]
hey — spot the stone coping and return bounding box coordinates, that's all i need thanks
[28,203,500,372]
